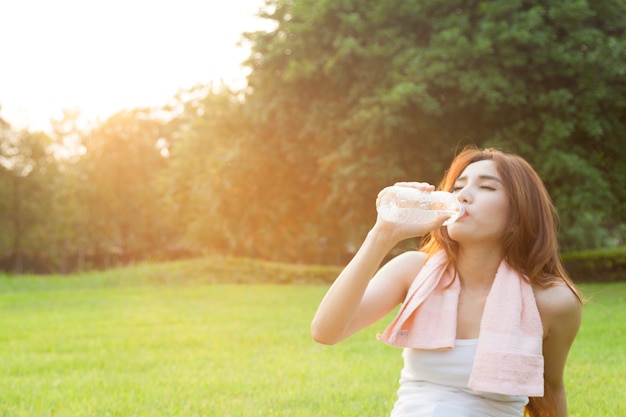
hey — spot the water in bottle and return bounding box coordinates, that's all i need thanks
[376,186,465,226]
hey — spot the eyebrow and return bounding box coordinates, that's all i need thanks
[455,174,504,184]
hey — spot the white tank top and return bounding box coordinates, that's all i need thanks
[390,339,528,417]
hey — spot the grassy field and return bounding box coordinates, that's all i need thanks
[0,261,624,417]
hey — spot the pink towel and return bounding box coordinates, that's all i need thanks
[378,251,544,396]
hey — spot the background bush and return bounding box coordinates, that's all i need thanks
[562,246,626,283]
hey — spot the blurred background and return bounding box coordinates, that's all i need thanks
[1,0,625,274]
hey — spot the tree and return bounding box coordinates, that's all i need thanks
[79,108,170,264]
[4,0,625,271]
[163,85,248,256]
[242,0,626,253]
[0,124,59,272]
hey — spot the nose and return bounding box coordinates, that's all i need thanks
[456,187,471,204]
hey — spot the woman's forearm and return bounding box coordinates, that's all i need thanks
[310,227,397,344]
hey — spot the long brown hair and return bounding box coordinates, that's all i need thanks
[421,146,581,416]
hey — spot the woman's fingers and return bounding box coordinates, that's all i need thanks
[392,181,435,192]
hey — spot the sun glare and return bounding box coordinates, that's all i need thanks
[0,0,270,132]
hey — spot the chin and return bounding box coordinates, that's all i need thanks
[445,225,465,242]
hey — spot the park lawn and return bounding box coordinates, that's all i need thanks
[0,274,623,417]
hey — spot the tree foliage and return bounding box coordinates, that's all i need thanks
[0,125,60,272]
[1,0,625,272]
[242,0,626,252]
[163,85,252,256]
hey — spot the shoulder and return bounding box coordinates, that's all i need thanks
[533,281,582,340]
[390,249,428,266]
[378,250,428,290]
[387,250,428,273]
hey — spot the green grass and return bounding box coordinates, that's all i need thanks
[0,263,624,416]
[565,283,626,416]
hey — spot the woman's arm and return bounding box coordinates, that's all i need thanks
[311,183,449,345]
[311,226,425,345]
[535,284,582,417]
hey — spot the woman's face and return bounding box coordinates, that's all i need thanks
[446,160,510,246]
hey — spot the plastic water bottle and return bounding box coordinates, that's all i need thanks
[376,186,465,226]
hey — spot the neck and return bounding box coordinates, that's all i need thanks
[455,246,504,290]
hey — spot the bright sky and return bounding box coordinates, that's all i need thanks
[0,0,270,132]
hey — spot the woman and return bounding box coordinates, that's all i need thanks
[311,147,582,417]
